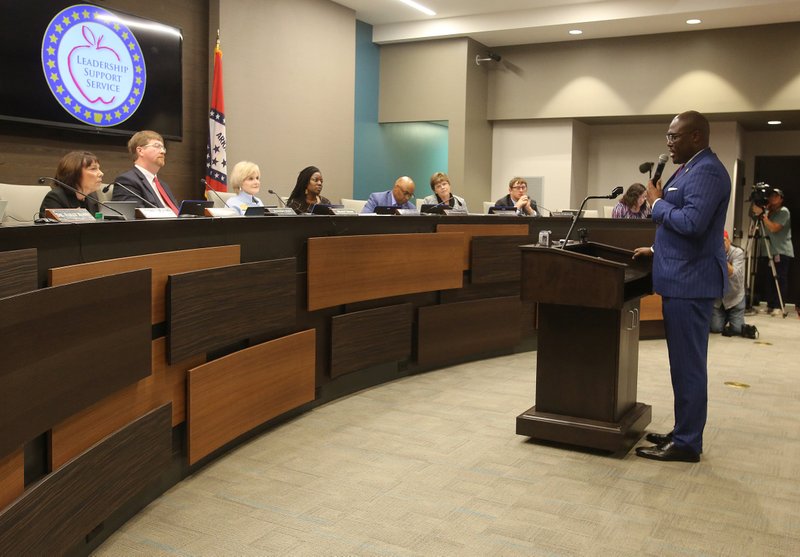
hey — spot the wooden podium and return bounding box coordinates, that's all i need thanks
[517,242,652,453]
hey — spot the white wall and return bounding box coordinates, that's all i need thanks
[491,120,574,211]
[219,0,355,201]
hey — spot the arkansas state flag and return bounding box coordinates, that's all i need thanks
[205,38,227,192]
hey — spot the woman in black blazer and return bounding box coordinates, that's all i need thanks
[39,151,105,217]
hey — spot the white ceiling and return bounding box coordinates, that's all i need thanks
[333,0,800,46]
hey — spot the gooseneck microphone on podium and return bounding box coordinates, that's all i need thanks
[559,186,624,249]
[39,177,126,218]
[102,181,158,208]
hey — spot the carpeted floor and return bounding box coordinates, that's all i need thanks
[94,307,800,556]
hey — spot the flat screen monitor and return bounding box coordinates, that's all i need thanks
[178,200,212,217]
[1,1,183,139]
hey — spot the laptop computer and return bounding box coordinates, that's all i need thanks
[178,199,213,217]
[99,200,138,220]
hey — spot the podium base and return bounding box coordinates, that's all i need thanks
[516,402,651,454]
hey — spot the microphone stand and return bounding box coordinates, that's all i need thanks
[202,178,230,207]
[267,189,288,207]
[560,187,623,249]
[103,182,158,208]
[39,177,126,219]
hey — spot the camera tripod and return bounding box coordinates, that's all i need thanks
[743,213,787,318]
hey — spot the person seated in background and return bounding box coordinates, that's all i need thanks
[225,161,264,215]
[611,182,651,219]
[39,151,104,217]
[494,177,537,215]
[112,130,179,214]
[421,172,468,212]
[361,176,416,213]
[711,230,747,336]
[287,166,330,213]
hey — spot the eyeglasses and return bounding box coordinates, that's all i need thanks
[510,184,528,191]
[397,188,414,199]
[665,132,690,142]
[143,143,166,152]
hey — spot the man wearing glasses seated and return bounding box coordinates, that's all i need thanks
[494,177,538,216]
[112,130,180,214]
[361,176,416,213]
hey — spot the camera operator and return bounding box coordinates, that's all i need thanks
[751,188,793,315]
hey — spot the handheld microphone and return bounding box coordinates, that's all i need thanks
[267,189,287,207]
[639,161,654,174]
[103,181,158,208]
[559,187,624,249]
[651,154,669,185]
[202,178,230,207]
[39,177,125,219]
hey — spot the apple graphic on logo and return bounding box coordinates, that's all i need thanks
[67,25,121,106]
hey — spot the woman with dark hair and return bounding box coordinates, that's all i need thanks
[287,165,330,213]
[611,182,651,219]
[39,151,104,217]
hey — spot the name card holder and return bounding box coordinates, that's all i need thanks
[329,208,357,215]
[264,207,298,216]
[45,208,96,222]
[443,208,468,216]
[136,208,177,219]
[396,208,419,216]
[205,207,239,217]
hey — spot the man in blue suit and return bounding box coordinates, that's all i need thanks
[633,111,731,462]
[361,176,416,213]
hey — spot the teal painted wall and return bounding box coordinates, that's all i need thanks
[353,21,448,199]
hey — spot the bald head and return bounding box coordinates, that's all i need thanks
[667,110,710,164]
[392,176,415,205]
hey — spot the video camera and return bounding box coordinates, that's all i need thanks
[748,182,772,208]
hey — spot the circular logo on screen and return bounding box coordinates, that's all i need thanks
[41,4,146,127]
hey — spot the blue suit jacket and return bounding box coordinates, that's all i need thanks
[112,167,178,209]
[361,190,416,213]
[651,148,730,299]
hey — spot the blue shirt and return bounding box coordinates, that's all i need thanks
[361,190,415,213]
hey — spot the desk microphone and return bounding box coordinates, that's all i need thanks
[102,181,158,208]
[267,189,288,207]
[651,154,669,185]
[39,177,126,219]
[202,178,229,207]
[559,186,623,249]
[639,161,654,176]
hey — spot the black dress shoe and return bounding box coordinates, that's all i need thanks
[644,431,673,445]
[635,441,700,463]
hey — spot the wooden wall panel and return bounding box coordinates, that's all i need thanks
[187,330,316,465]
[436,223,529,270]
[168,258,296,363]
[331,303,413,378]
[0,248,37,298]
[49,245,241,324]
[0,404,171,556]
[471,236,533,284]
[307,233,463,311]
[418,297,522,368]
[0,269,151,459]
[50,337,204,470]
[0,450,23,511]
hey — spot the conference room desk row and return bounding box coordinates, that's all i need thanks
[0,214,656,555]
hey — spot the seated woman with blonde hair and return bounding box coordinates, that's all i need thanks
[39,150,104,217]
[225,161,264,215]
[611,182,651,219]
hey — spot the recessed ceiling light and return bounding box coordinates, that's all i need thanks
[397,0,436,16]
[767,120,782,125]
[686,19,702,25]
[569,29,583,35]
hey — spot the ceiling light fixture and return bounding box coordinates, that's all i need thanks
[569,29,583,35]
[686,19,702,25]
[767,120,782,125]
[397,0,436,16]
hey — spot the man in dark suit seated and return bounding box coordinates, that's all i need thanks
[633,110,731,463]
[112,130,179,214]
